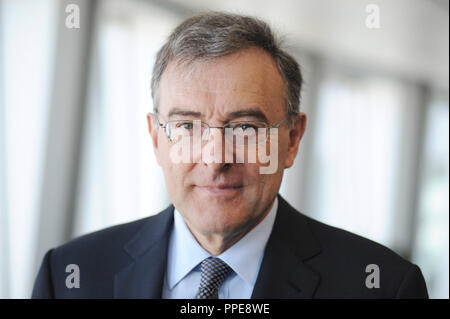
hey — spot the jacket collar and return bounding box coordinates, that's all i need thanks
[251,195,322,298]
[114,205,174,298]
[114,194,322,298]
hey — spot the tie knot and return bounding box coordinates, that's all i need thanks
[196,257,232,299]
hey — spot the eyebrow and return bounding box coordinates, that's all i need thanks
[166,107,269,122]
[167,108,202,118]
[227,108,268,123]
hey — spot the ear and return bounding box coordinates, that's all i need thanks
[147,113,162,166]
[284,112,307,169]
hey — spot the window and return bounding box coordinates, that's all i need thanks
[0,0,58,298]
[413,94,449,298]
[309,70,413,249]
[73,0,181,236]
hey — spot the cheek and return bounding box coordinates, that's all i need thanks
[244,164,263,183]
[164,164,191,185]
[157,142,194,197]
[161,164,196,210]
[274,133,290,169]
[240,164,276,201]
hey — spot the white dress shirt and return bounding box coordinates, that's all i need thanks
[162,197,278,299]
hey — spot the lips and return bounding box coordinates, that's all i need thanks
[196,184,244,195]
[203,184,243,189]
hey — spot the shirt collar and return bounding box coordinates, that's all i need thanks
[166,197,278,289]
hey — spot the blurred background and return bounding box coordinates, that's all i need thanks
[0,0,448,298]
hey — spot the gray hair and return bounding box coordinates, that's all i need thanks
[151,12,303,121]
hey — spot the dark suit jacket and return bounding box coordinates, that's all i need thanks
[32,195,428,298]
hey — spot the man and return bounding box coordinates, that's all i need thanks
[32,12,428,299]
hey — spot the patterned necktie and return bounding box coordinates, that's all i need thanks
[195,257,233,299]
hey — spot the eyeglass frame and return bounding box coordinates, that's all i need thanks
[150,111,294,144]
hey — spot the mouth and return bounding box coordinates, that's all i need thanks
[196,184,244,196]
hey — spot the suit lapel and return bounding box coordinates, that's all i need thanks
[114,205,174,298]
[113,196,321,299]
[251,195,322,299]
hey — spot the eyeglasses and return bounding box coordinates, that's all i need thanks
[151,113,291,147]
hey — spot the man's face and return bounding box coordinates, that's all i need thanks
[148,47,306,240]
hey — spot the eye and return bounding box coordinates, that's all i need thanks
[177,122,194,130]
[238,123,257,131]
[232,123,259,137]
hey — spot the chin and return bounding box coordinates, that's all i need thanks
[192,209,252,236]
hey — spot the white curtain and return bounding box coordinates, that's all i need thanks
[308,73,407,246]
[413,95,449,298]
[73,0,181,236]
[0,0,58,298]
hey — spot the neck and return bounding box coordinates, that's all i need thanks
[185,199,276,255]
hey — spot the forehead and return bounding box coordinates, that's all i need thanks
[158,47,286,118]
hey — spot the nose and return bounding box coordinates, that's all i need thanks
[201,126,234,169]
